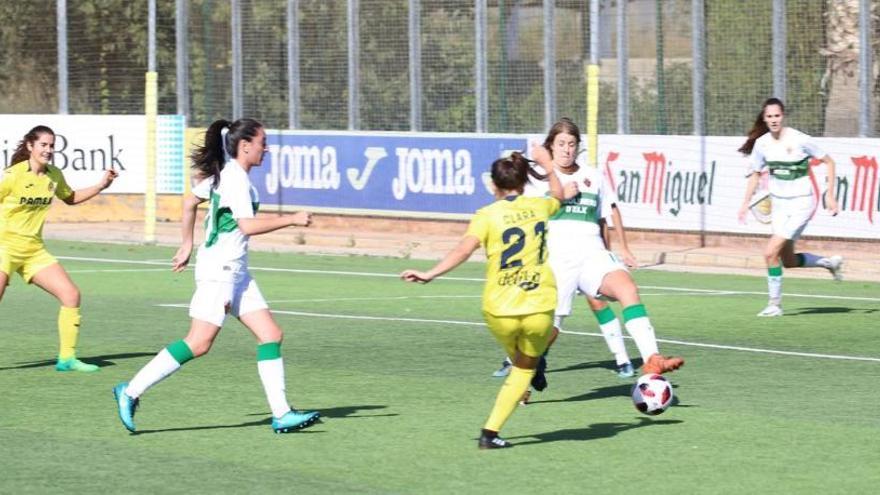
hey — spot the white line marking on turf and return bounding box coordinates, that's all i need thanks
[67,268,168,274]
[61,255,880,303]
[266,295,481,304]
[154,304,880,362]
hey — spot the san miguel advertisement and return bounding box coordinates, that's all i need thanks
[257,131,880,240]
[597,135,880,240]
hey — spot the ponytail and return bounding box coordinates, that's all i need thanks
[190,118,263,187]
[490,151,531,192]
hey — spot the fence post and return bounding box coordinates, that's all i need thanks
[772,0,786,102]
[691,0,705,136]
[617,0,629,134]
[231,0,243,120]
[543,0,556,129]
[348,0,360,130]
[409,0,422,131]
[145,0,158,243]
[57,0,68,114]
[287,0,300,129]
[858,0,873,137]
[586,0,599,167]
[176,0,189,119]
[475,0,488,133]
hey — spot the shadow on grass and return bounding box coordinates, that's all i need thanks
[528,383,634,404]
[784,307,878,316]
[0,352,156,371]
[132,405,395,435]
[132,417,276,435]
[529,383,688,407]
[507,417,683,446]
[245,404,397,420]
[548,358,646,375]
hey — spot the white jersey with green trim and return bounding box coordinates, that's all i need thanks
[749,127,825,199]
[191,160,259,281]
[524,165,615,258]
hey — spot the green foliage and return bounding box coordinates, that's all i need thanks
[0,1,845,136]
[705,0,826,136]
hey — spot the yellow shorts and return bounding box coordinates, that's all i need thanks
[0,244,58,283]
[483,310,554,359]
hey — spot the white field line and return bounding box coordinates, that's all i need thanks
[60,255,880,303]
[155,304,880,363]
[67,268,169,274]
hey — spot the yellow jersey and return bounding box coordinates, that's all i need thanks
[0,161,73,248]
[466,195,560,316]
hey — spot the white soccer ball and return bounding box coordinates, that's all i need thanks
[631,373,674,415]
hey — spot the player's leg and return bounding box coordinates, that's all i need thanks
[0,271,8,302]
[113,320,214,432]
[480,311,551,449]
[524,259,577,392]
[759,235,788,316]
[586,297,633,377]
[781,198,843,280]
[598,270,683,375]
[236,276,318,433]
[0,246,11,302]
[112,280,227,432]
[28,260,97,372]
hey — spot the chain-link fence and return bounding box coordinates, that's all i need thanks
[1,0,877,136]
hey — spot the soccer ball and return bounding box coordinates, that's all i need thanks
[631,373,674,415]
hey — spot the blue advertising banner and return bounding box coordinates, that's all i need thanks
[254,131,529,217]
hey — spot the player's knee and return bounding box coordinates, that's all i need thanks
[188,339,214,357]
[59,285,81,307]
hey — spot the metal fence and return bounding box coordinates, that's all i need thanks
[1,0,877,136]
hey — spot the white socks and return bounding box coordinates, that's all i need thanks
[126,349,182,399]
[258,358,291,418]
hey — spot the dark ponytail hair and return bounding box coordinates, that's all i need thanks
[490,151,531,193]
[190,118,263,186]
[738,98,785,155]
[8,125,55,168]
[530,117,582,181]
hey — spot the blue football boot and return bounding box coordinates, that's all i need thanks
[616,362,635,378]
[113,382,139,432]
[272,410,320,433]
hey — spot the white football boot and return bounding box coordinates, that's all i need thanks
[757,304,784,317]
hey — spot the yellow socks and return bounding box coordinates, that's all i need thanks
[484,365,535,432]
[58,306,81,360]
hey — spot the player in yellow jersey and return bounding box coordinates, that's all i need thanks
[0,125,118,372]
[401,146,564,449]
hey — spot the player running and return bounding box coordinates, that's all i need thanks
[113,118,318,434]
[401,146,564,449]
[0,125,117,372]
[737,98,842,317]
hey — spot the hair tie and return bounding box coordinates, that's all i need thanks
[219,126,231,162]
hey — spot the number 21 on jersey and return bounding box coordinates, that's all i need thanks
[499,221,547,270]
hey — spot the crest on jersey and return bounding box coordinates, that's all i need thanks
[583,178,591,188]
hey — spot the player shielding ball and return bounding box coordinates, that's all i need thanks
[0,125,117,372]
[496,119,683,397]
[113,118,318,434]
[401,147,564,449]
[737,98,842,317]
